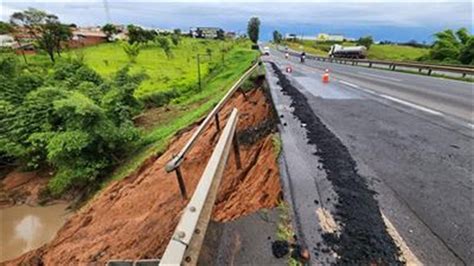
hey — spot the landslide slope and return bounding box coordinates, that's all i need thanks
[8,86,281,265]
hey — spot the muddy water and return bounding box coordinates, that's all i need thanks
[0,204,69,262]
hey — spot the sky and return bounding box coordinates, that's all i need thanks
[1,0,472,43]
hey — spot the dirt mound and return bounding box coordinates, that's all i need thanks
[7,87,281,265]
[0,169,54,208]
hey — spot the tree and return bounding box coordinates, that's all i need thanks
[127,24,156,44]
[357,35,374,49]
[53,23,72,57]
[102,23,118,41]
[247,17,260,44]
[155,36,172,59]
[122,42,141,63]
[273,30,283,43]
[216,29,225,40]
[171,33,180,46]
[0,59,143,195]
[10,8,71,62]
[173,28,181,36]
[430,28,473,64]
[0,21,13,34]
[206,48,213,60]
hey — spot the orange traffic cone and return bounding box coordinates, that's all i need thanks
[286,66,293,73]
[322,69,330,83]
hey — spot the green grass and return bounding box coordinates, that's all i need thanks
[74,38,237,98]
[284,40,327,56]
[276,200,301,265]
[106,46,258,184]
[272,133,282,159]
[283,40,429,61]
[16,38,258,194]
[367,44,429,61]
[23,38,239,99]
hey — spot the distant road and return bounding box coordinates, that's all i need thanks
[264,46,473,264]
[277,47,473,127]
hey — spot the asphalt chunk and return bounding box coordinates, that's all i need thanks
[271,240,290,258]
[269,62,402,265]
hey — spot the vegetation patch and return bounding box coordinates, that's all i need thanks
[1,37,257,199]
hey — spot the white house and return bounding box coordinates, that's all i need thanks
[0,34,15,48]
[316,33,345,42]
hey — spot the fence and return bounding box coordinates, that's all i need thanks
[278,46,474,78]
[165,62,259,198]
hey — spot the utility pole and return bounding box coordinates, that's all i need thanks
[196,53,211,91]
[103,0,111,23]
[197,54,201,91]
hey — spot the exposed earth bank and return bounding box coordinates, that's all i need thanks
[7,84,282,265]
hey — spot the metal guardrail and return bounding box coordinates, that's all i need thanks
[160,108,240,265]
[278,46,474,77]
[165,62,258,198]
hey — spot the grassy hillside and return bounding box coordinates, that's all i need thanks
[10,38,258,194]
[73,38,236,98]
[108,44,259,183]
[367,44,429,61]
[23,38,242,99]
[282,40,429,61]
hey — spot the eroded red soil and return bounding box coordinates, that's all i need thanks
[7,87,281,265]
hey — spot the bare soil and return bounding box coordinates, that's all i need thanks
[6,87,281,265]
[0,169,61,208]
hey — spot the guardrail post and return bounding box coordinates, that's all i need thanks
[369,62,372,68]
[232,135,242,169]
[392,65,396,71]
[428,68,432,75]
[418,68,422,73]
[462,73,466,78]
[239,88,248,100]
[214,113,221,131]
[175,167,188,199]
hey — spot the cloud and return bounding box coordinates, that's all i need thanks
[1,1,471,41]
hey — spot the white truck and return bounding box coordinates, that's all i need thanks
[328,44,367,59]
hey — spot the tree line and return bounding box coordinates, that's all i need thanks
[0,8,221,65]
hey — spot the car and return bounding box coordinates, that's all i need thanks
[263,46,270,55]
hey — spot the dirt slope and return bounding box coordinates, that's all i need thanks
[7,87,281,265]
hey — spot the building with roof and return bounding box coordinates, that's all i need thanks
[316,33,345,42]
[190,27,223,39]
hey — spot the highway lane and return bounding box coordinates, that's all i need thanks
[275,47,473,127]
[264,52,473,264]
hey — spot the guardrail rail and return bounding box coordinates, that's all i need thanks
[277,46,474,77]
[160,108,240,265]
[107,60,260,266]
[165,62,259,198]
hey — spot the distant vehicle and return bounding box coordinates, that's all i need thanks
[263,46,270,55]
[328,44,367,59]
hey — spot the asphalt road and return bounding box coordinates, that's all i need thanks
[264,47,473,265]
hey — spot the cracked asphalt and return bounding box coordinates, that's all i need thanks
[263,47,473,265]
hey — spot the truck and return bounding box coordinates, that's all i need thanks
[328,44,367,59]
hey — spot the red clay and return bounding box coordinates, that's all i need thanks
[0,169,53,208]
[7,88,281,265]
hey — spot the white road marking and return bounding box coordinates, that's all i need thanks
[468,123,474,129]
[339,80,360,88]
[380,94,443,116]
[357,71,403,82]
[339,80,444,117]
